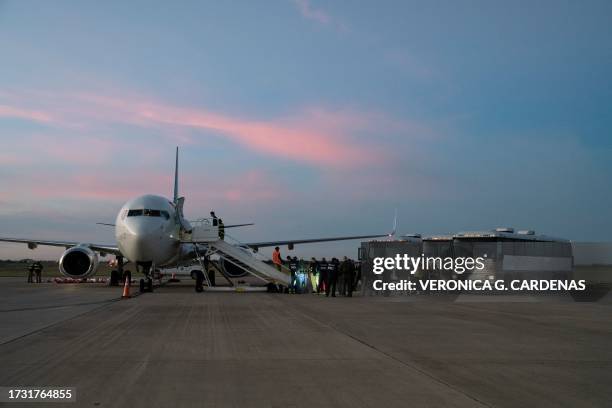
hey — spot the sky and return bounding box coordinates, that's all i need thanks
[0,0,611,260]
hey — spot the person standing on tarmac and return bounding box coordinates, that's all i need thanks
[210,211,218,226]
[298,257,307,293]
[310,257,320,293]
[337,258,346,296]
[272,247,282,272]
[326,258,339,297]
[354,261,362,292]
[27,263,34,283]
[341,257,356,297]
[289,256,299,294]
[339,257,348,295]
[33,261,43,283]
[286,256,292,293]
[317,257,328,294]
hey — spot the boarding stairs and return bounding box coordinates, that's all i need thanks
[185,219,290,286]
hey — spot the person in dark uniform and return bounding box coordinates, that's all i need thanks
[288,256,298,294]
[33,261,43,283]
[338,257,346,296]
[218,219,225,240]
[317,257,328,294]
[341,257,356,297]
[354,261,362,292]
[210,211,218,226]
[339,256,348,296]
[27,263,34,283]
[326,258,339,297]
[285,256,292,293]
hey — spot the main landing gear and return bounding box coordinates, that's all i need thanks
[193,270,205,293]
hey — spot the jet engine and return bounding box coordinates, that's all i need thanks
[59,245,99,278]
[219,258,247,278]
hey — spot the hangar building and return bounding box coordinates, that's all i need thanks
[358,227,573,296]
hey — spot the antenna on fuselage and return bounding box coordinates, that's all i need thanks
[173,146,179,204]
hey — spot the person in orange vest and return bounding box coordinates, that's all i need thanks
[272,246,282,272]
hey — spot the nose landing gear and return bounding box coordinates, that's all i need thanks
[139,277,153,293]
[137,262,154,293]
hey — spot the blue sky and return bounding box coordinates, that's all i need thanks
[0,0,611,260]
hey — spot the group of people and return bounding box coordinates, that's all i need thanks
[272,247,360,297]
[311,256,360,297]
[27,261,44,283]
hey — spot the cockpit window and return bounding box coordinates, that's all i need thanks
[143,209,160,217]
[127,209,170,219]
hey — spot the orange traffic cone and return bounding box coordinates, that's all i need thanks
[121,276,131,299]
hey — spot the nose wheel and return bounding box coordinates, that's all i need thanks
[137,262,154,293]
[139,277,154,293]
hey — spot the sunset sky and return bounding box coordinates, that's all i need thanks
[1,0,611,260]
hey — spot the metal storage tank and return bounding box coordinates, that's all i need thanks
[358,236,422,296]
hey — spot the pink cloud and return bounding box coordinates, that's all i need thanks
[1,91,419,169]
[0,104,55,124]
[5,169,172,203]
[181,169,286,207]
[0,153,26,166]
[3,160,284,210]
[290,0,349,32]
[292,0,330,25]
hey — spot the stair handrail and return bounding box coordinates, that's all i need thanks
[222,233,292,275]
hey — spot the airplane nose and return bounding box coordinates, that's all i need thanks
[127,218,159,235]
[121,219,162,262]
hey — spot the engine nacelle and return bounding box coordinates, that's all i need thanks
[59,245,99,278]
[220,258,249,278]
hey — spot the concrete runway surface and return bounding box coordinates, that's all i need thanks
[1,278,611,407]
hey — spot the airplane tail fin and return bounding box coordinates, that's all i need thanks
[173,146,179,204]
[390,208,398,239]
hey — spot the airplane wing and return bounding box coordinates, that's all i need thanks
[0,237,120,255]
[245,233,389,249]
[224,223,254,229]
[243,211,397,249]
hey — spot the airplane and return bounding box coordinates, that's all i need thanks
[0,148,390,292]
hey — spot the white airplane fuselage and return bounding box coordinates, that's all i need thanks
[115,194,182,266]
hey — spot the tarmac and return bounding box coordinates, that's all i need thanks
[1,277,611,407]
